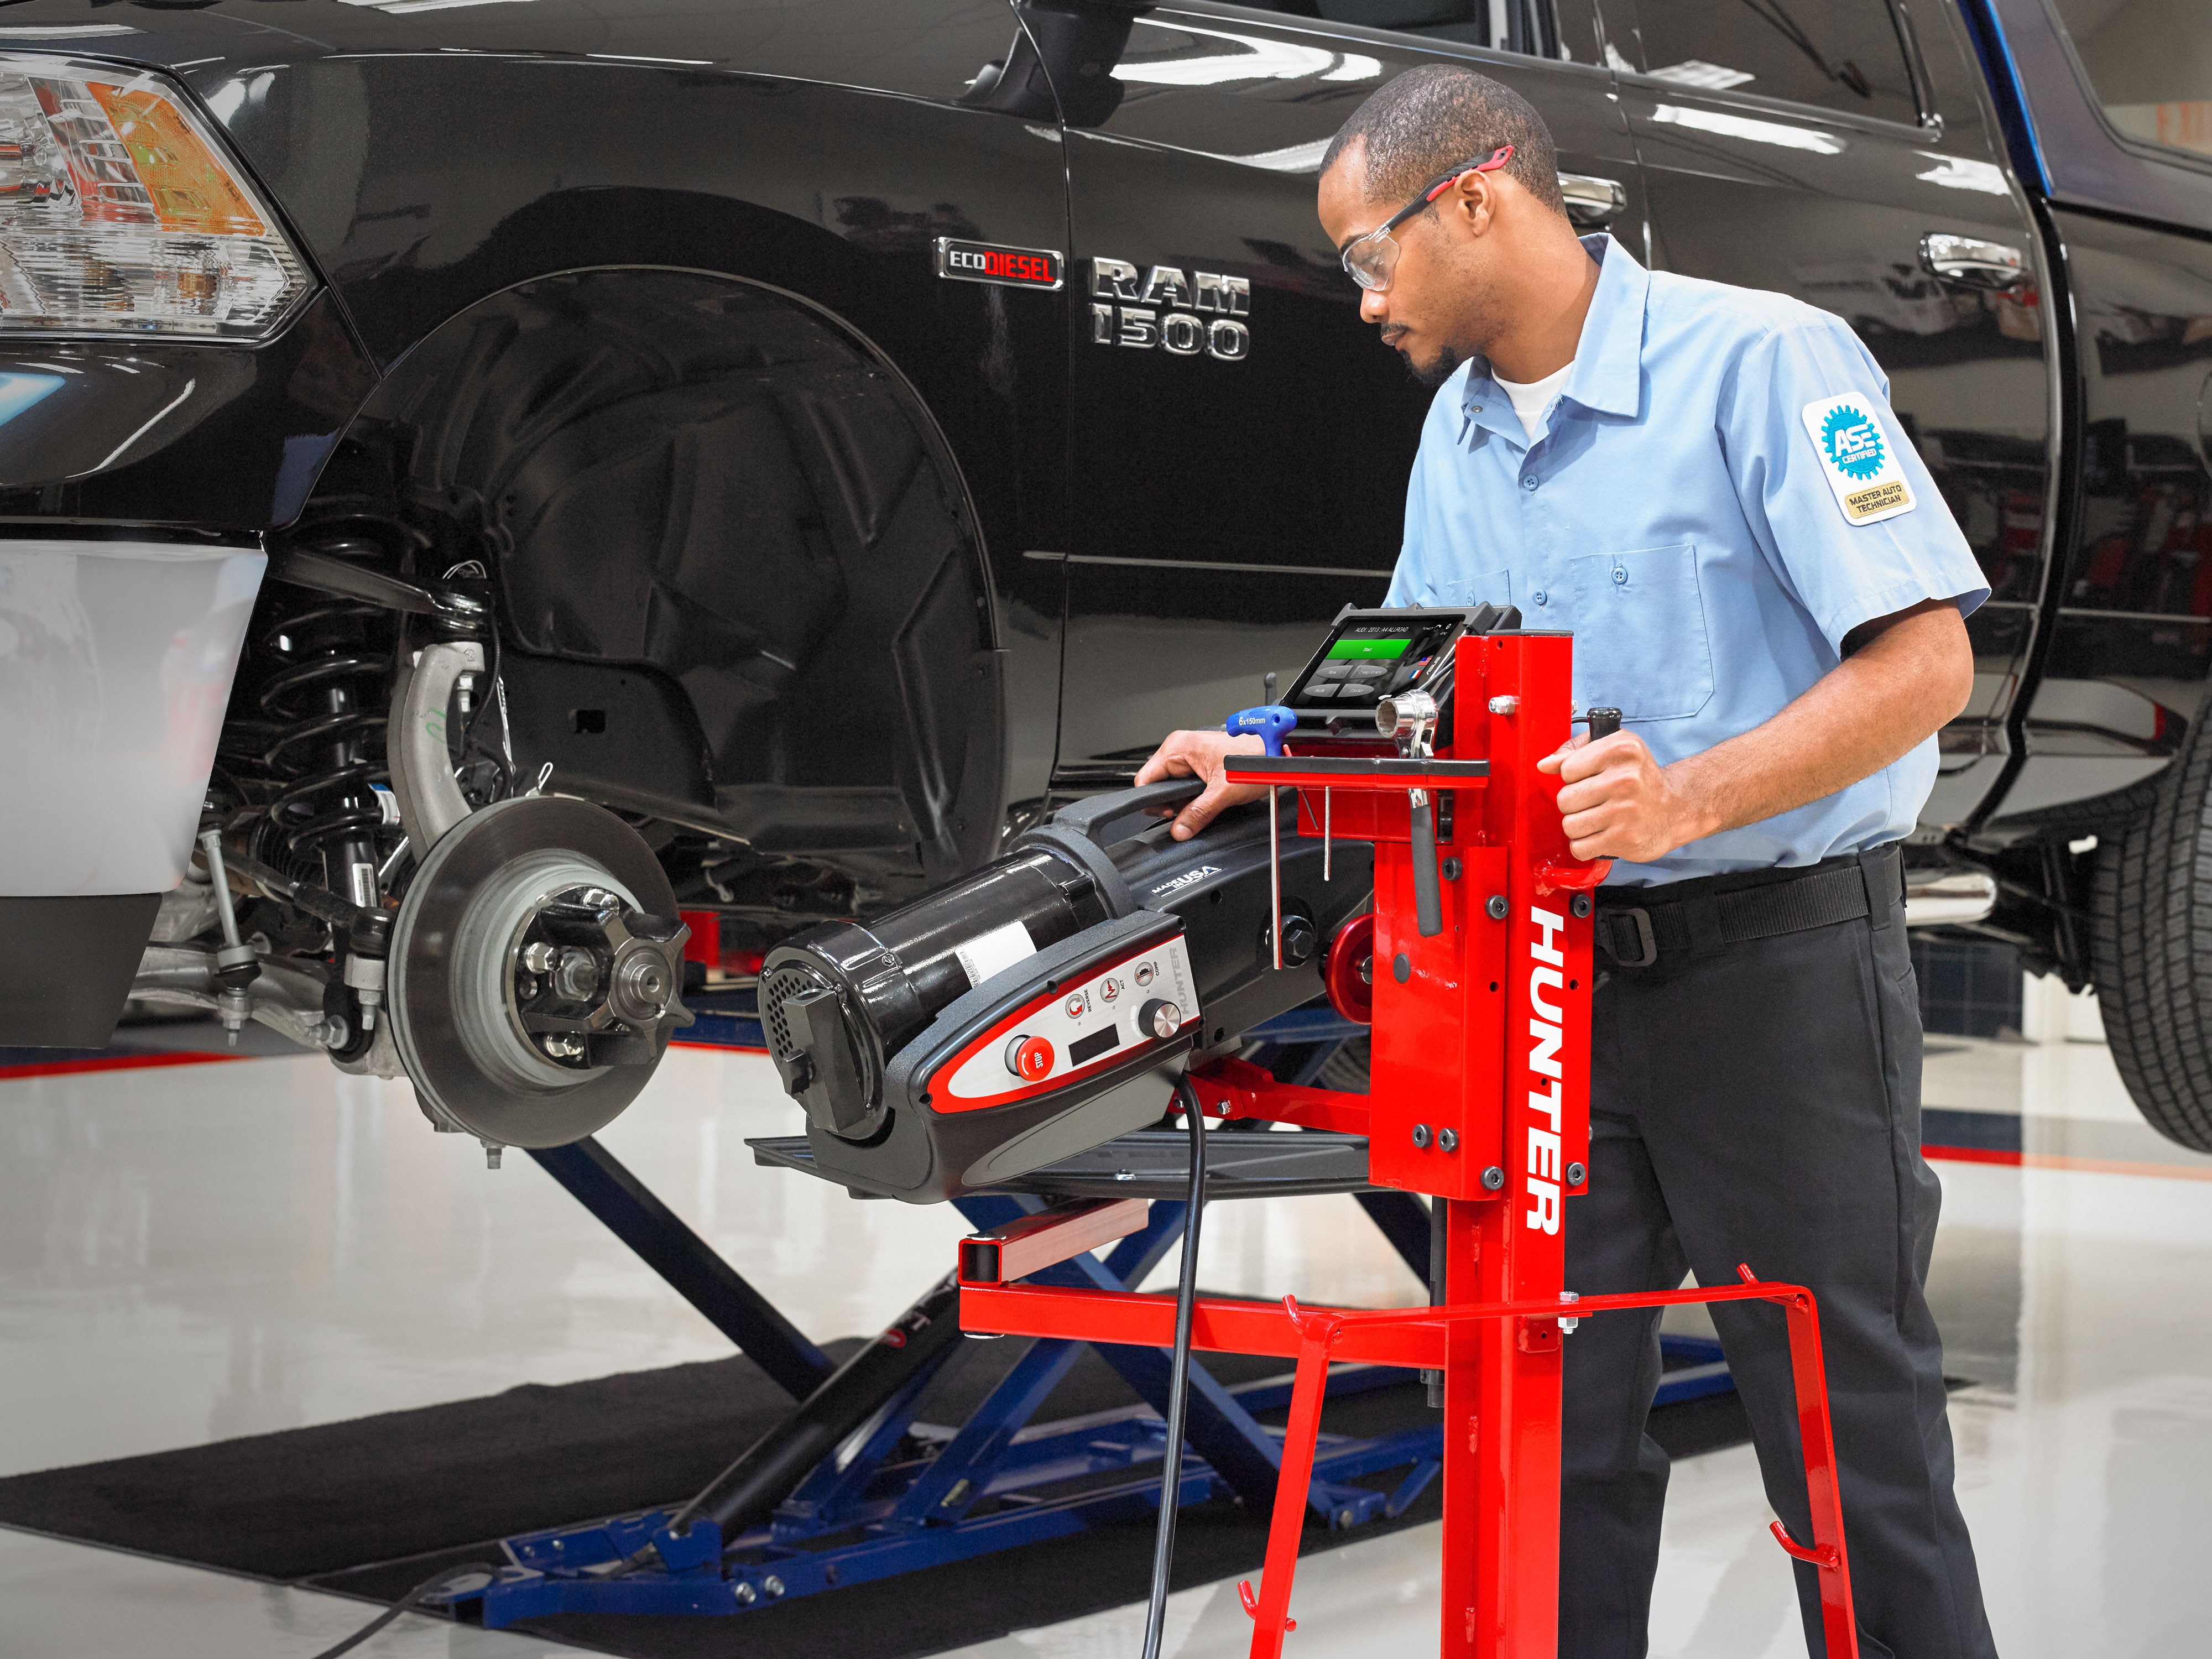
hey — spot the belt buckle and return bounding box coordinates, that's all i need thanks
[1604,907,1657,969]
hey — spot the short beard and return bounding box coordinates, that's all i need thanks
[1401,341,1463,389]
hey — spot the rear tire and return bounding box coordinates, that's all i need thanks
[2091,725,2212,1153]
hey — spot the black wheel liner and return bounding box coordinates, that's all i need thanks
[389,795,679,1148]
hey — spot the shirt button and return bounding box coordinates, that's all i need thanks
[1532,589,1548,606]
[1612,567,1627,585]
[1522,476,1538,491]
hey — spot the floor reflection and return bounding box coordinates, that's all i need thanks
[3,1031,2209,1653]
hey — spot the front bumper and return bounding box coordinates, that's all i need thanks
[0,538,266,1045]
[0,539,266,899]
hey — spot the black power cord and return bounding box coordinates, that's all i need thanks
[1139,1077,1208,1659]
[305,1562,498,1659]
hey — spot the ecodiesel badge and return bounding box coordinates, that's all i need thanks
[934,238,1065,290]
[1801,394,1917,525]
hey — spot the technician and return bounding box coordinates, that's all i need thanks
[1136,65,1997,1659]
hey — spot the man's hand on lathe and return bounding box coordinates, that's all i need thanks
[1535,603,1974,865]
[1134,730,1268,841]
[1538,731,1708,864]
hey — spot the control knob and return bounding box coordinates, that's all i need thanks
[1137,999,1183,1041]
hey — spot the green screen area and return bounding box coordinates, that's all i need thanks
[1327,636,1412,661]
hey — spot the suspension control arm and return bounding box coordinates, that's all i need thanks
[388,640,485,854]
[127,946,345,1051]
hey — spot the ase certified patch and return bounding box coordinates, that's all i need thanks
[1800,394,1916,526]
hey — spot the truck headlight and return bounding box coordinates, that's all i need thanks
[0,55,311,341]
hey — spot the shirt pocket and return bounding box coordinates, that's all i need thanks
[1437,568,1512,609]
[1565,544,1714,722]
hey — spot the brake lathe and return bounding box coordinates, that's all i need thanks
[752,607,1865,1659]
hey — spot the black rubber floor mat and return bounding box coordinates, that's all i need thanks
[0,1335,1752,1659]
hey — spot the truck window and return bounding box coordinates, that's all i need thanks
[1229,0,1604,65]
[2047,0,2212,161]
[1599,0,1919,127]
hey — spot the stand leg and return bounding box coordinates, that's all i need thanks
[1780,1289,1860,1658]
[1240,1308,1339,1659]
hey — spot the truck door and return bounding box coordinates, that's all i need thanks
[1592,0,2052,826]
[1043,0,1644,784]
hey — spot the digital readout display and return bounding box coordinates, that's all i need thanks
[1326,634,1413,661]
[1292,620,1455,708]
[1068,1025,1122,1066]
[936,238,1065,291]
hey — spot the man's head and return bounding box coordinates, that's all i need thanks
[1318,66,1579,386]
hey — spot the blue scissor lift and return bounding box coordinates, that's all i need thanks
[457,991,1730,1626]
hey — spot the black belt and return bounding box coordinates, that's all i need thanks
[1593,845,1903,969]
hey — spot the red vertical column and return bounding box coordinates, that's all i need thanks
[1439,630,1593,1659]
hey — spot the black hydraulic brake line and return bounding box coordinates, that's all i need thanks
[1140,1077,1208,1659]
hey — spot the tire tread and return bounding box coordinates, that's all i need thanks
[2093,719,2212,1153]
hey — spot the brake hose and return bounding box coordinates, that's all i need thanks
[1140,1077,1208,1659]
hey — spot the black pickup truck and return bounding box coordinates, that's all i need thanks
[3,0,2210,1152]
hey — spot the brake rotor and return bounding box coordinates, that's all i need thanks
[388,795,691,1147]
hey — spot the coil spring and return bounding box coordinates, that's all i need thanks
[255,596,391,864]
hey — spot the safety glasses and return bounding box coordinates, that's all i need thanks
[1340,145,1515,293]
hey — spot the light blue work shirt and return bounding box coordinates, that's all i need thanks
[1385,235,1988,886]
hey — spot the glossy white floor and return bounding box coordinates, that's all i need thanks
[2,1027,2208,1657]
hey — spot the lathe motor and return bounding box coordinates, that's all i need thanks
[760,781,1373,1201]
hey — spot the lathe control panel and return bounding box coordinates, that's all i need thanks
[935,934,1199,1113]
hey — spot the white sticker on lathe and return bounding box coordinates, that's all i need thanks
[955,919,1038,988]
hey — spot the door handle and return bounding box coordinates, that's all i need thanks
[1558,172,1626,229]
[1921,232,2029,291]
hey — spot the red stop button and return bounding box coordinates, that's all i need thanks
[1004,1034,1055,1082]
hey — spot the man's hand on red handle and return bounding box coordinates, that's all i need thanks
[1134,729,1268,841]
[1537,729,1707,864]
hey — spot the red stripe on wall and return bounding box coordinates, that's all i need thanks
[0,1051,245,1082]
[1926,1143,2212,1182]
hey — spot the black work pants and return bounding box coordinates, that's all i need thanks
[1560,854,1997,1659]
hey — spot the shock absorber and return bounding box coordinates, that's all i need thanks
[222,535,409,1052]
[218,535,501,1051]
[255,591,392,906]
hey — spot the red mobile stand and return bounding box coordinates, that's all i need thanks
[958,632,1859,1659]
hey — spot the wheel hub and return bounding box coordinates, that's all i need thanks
[510,884,692,1068]
[388,795,695,1147]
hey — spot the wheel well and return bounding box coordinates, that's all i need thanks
[288,266,1007,934]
